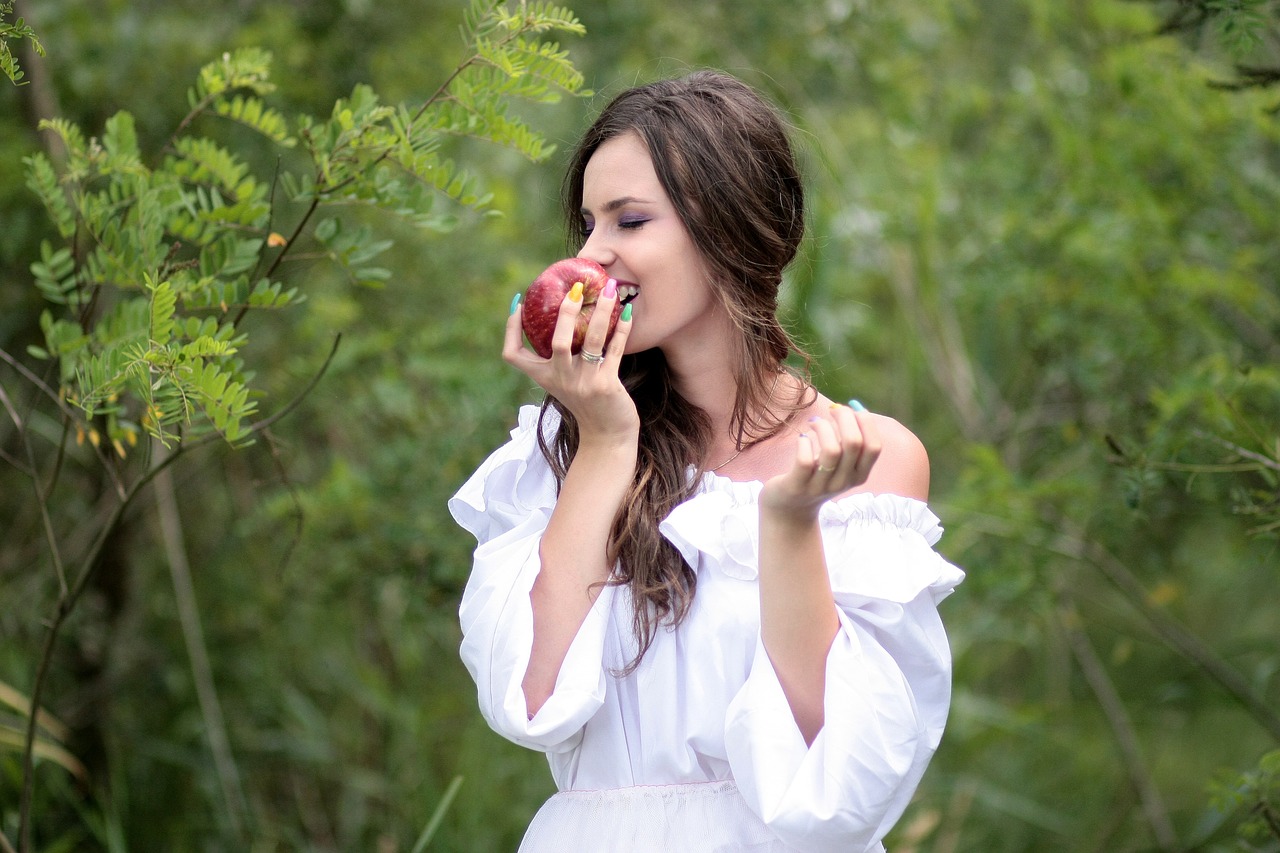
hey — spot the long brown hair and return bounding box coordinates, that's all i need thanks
[539,70,813,668]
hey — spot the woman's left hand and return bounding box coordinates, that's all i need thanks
[759,402,881,520]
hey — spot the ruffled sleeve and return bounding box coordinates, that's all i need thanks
[448,405,616,753]
[662,479,965,853]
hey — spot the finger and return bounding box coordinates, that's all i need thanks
[604,301,633,363]
[827,403,866,473]
[793,426,818,472]
[580,279,619,360]
[807,415,842,475]
[503,298,554,380]
[549,282,586,359]
[503,299,527,356]
[848,408,883,479]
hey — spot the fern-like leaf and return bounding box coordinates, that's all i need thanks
[23,153,77,238]
[188,47,276,107]
[101,111,146,176]
[30,240,78,306]
[148,278,176,347]
[186,358,256,442]
[213,94,296,146]
[35,118,92,181]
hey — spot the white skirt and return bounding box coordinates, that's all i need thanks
[517,780,799,852]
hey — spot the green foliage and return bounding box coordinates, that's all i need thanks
[1142,0,1280,94]
[0,0,42,86]
[22,7,588,450]
[1211,750,1280,843]
[1,3,589,849]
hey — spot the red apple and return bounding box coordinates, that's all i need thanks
[520,257,621,359]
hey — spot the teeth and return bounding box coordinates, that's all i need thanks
[617,284,640,303]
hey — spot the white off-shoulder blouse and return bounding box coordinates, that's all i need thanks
[449,406,965,853]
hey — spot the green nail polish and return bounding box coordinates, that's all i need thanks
[848,399,866,412]
[621,303,632,322]
[509,293,521,315]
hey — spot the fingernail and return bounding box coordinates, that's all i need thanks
[808,415,820,423]
[509,293,522,315]
[848,399,866,412]
[568,282,583,303]
[603,278,617,299]
[621,303,632,322]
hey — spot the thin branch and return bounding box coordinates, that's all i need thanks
[167,91,220,152]
[1057,595,1180,850]
[259,426,305,573]
[1193,429,1280,473]
[0,347,126,499]
[0,441,32,474]
[1049,516,1280,743]
[240,334,341,435]
[1111,459,1268,474]
[252,43,489,294]
[0,381,67,596]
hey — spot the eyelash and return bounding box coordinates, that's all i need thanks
[582,217,648,236]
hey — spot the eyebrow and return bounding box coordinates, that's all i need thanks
[580,196,654,216]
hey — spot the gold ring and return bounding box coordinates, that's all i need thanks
[817,464,836,473]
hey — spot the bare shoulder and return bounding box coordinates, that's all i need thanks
[861,412,931,502]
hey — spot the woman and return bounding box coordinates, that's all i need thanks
[449,70,964,852]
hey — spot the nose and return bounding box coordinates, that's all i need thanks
[575,228,613,268]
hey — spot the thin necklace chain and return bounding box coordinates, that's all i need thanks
[708,372,783,472]
[708,447,743,472]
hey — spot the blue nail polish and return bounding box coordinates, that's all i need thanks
[848,399,866,412]
[509,293,522,315]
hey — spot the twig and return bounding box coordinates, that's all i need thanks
[1049,516,1280,743]
[0,346,126,499]
[1057,595,1180,850]
[1192,429,1280,473]
[259,426,305,574]
[241,43,490,325]
[0,381,67,595]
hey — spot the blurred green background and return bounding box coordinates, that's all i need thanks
[2,1,1278,850]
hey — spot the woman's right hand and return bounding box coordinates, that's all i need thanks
[503,280,639,445]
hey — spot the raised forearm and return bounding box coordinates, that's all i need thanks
[523,436,636,714]
[757,505,840,745]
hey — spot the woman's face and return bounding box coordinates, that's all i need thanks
[577,132,723,358]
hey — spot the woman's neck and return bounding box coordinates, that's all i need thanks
[660,310,741,431]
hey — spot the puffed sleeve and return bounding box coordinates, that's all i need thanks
[448,405,617,753]
[662,487,964,853]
